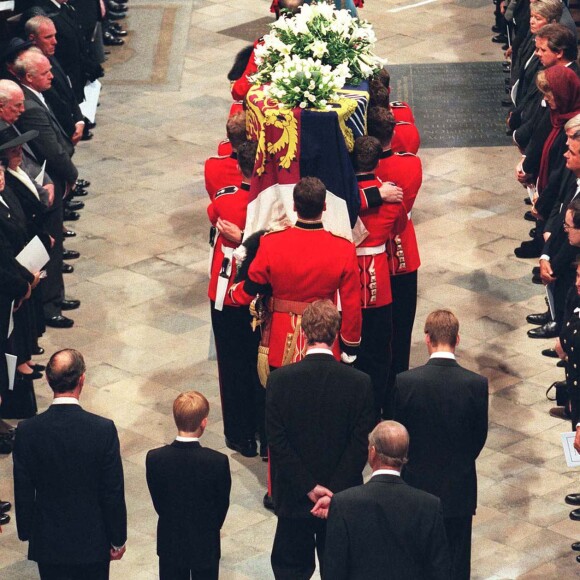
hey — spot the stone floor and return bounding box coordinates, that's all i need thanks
[1,0,580,578]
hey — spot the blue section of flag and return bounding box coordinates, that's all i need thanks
[300,109,360,227]
[342,80,369,140]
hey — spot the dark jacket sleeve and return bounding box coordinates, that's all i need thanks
[99,422,127,548]
[215,455,231,529]
[13,423,35,541]
[427,501,453,580]
[329,375,374,492]
[17,106,78,185]
[322,498,349,580]
[145,450,162,516]
[473,378,489,458]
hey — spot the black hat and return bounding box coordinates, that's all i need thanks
[0,38,35,64]
[0,121,38,151]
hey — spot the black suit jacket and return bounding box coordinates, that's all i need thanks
[0,227,31,397]
[45,56,84,138]
[393,357,488,518]
[323,474,451,580]
[13,404,127,564]
[266,353,375,518]
[146,440,231,569]
[17,85,78,189]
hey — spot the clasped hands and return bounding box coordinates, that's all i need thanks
[308,484,333,519]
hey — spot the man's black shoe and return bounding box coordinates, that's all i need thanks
[259,443,268,462]
[532,266,540,275]
[526,311,551,325]
[529,227,536,238]
[63,249,80,260]
[557,359,566,368]
[0,501,11,513]
[63,229,76,238]
[542,348,559,358]
[65,199,84,211]
[514,241,540,259]
[62,263,74,274]
[76,179,91,188]
[492,25,502,33]
[0,513,10,525]
[501,97,512,107]
[45,315,74,328]
[104,31,124,46]
[108,10,126,19]
[566,494,580,506]
[64,210,80,221]
[527,322,559,339]
[263,493,274,511]
[524,210,537,222]
[32,345,44,355]
[492,34,508,43]
[524,197,532,205]
[225,438,257,458]
[81,131,94,141]
[108,0,127,10]
[531,274,543,285]
[111,27,127,36]
[72,187,88,197]
[61,299,80,311]
[570,508,580,521]
[572,542,580,551]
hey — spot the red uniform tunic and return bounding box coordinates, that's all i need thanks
[217,140,232,156]
[231,40,260,101]
[376,150,422,275]
[391,121,420,154]
[390,101,415,124]
[230,221,362,367]
[204,152,242,201]
[207,183,249,305]
[356,174,408,308]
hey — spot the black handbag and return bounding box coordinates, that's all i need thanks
[546,380,569,407]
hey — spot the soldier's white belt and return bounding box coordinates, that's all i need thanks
[356,244,386,257]
[215,246,234,312]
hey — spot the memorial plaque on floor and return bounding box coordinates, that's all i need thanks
[388,62,512,148]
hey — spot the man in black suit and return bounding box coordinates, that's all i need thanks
[393,309,488,580]
[323,420,451,580]
[25,15,85,144]
[146,391,231,580]
[13,49,79,328]
[13,348,127,580]
[266,299,375,580]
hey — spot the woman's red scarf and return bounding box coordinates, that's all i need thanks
[538,66,580,193]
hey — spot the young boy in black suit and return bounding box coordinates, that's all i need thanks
[146,391,231,580]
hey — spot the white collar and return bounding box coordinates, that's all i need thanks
[371,469,401,478]
[52,397,80,405]
[306,347,333,356]
[25,85,48,107]
[430,351,456,360]
[175,436,199,442]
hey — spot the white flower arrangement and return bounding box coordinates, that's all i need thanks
[251,1,382,110]
[264,55,349,109]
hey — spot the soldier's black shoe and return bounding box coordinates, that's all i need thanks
[225,438,257,458]
[263,493,274,511]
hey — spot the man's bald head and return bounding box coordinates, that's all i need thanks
[368,421,409,470]
[0,80,25,124]
[46,349,86,394]
[13,48,53,93]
